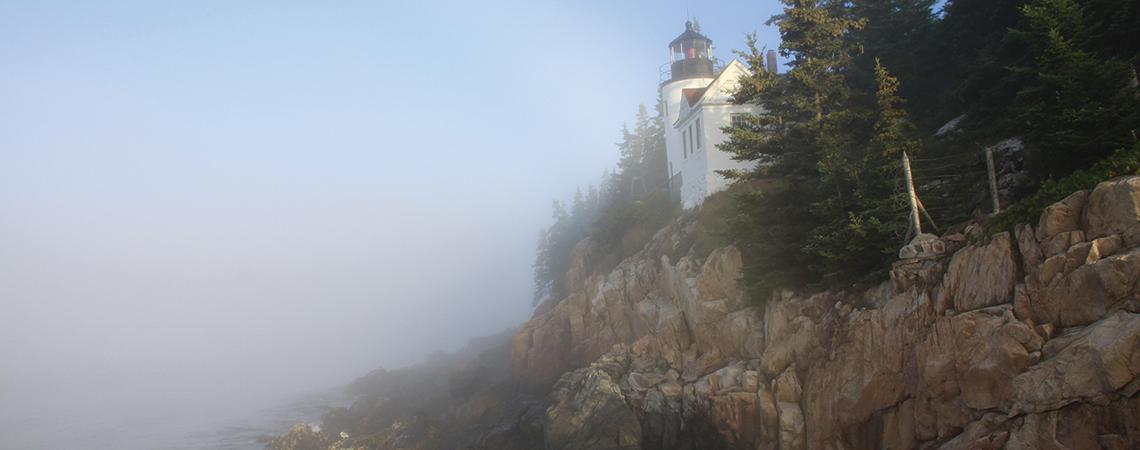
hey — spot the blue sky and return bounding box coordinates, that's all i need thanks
[0,1,782,443]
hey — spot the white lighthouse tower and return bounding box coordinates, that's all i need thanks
[661,21,717,205]
[660,21,771,208]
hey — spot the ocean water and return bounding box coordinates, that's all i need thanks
[0,388,352,450]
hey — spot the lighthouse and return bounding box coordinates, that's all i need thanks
[660,21,773,208]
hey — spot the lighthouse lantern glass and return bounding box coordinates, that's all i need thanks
[672,41,709,61]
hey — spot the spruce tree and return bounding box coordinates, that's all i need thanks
[1010,0,1140,178]
[1079,0,1140,72]
[936,0,1031,125]
[532,228,552,305]
[643,95,669,193]
[803,60,914,285]
[722,0,867,299]
[849,0,937,121]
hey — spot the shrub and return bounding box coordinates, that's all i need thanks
[987,139,1140,234]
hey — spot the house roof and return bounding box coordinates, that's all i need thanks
[669,22,712,47]
[682,88,708,107]
[673,59,752,128]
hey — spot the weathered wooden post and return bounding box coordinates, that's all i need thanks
[985,146,1001,215]
[916,197,940,234]
[902,151,922,239]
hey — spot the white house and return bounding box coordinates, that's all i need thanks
[660,22,777,208]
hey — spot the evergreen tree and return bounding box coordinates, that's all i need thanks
[531,100,674,306]
[722,0,868,298]
[531,228,552,305]
[643,95,669,192]
[616,103,669,200]
[532,200,575,305]
[849,0,937,120]
[802,60,914,285]
[1010,0,1140,178]
[1079,0,1140,72]
[616,123,639,199]
[936,0,1031,122]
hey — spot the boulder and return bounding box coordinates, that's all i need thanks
[1124,222,1140,248]
[951,308,1036,410]
[774,366,803,403]
[628,372,666,391]
[935,114,966,137]
[1007,311,1140,414]
[695,246,745,306]
[939,232,1018,313]
[707,391,779,449]
[1042,230,1086,257]
[1083,176,1140,239]
[880,400,917,450]
[545,350,641,450]
[759,292,832,377]
[1037,190,1089,243]
[267,423,334,450]
[801,308,909,444]
[1034,247,1140,327]
[778,401,807,450]
[899,233,946,259]
[1005,396,1140,450]
[1015,224,1044,275]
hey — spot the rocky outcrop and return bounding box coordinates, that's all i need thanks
[512,228,762,388]
[545,350,641,450]
[937,232,1018,313]
[1083,176,1140,239]
[516,176,1140,449]
[267,423,336,450]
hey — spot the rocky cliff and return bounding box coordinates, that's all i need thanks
[270,176,1139,450]
[512,176,1140,449]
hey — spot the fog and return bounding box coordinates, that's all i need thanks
[0,1,777,447]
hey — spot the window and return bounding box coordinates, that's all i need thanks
[695,119,703,149]
[731,114,748,129]
[688,124,695,152]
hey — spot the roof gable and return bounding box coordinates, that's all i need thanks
[682,88,708,107]
[673,59,752,127]
[698,59,750,105]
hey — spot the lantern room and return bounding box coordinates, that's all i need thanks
[667,21,715,82]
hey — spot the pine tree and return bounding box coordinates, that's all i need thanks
[643,95,669,193]
[615,103,668,200]
[721,34,789,172]
[616,123,639,200]
[1010,0,1140,178]
[532,228,552,305]
[849,0,937,121]
[803,60,914,285]
[531,200,576,305]
[1077,0,1140,72]
[722,0,868,299]
[937,0,1031,120]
